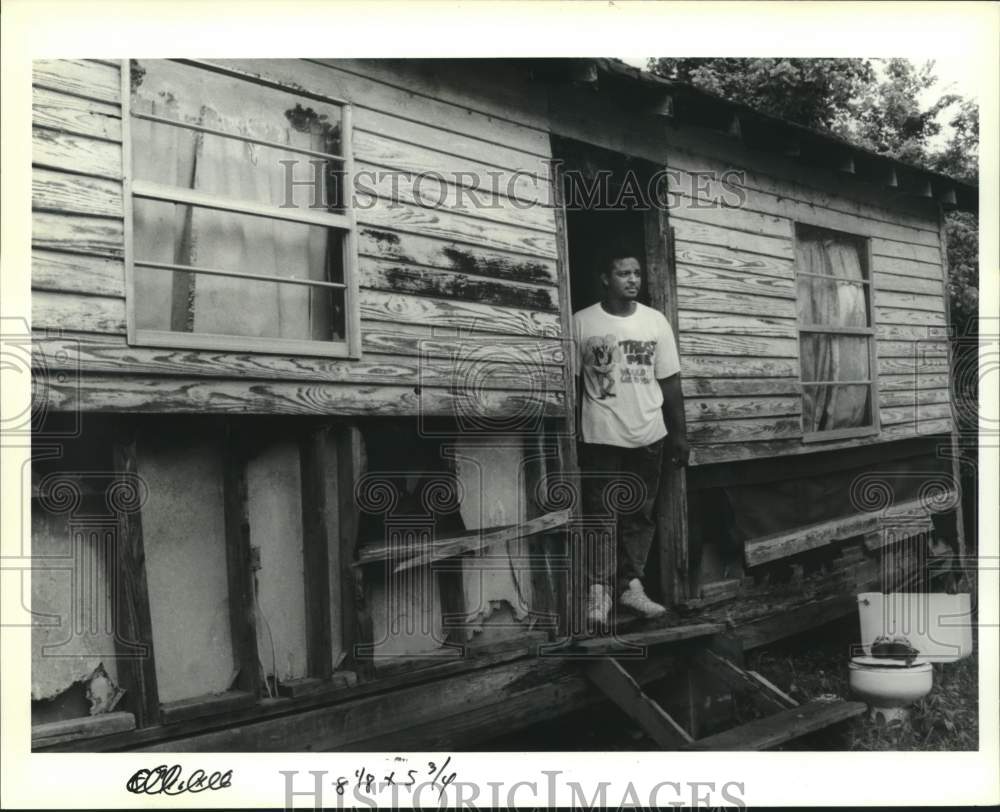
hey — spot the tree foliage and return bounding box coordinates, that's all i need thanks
[930,97,980,184]
[648,56,979,341]
[648,58,874,131]
[846,58,960,165]
[944,211,979,334]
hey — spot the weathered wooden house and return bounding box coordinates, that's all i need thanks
[30,58,976,751]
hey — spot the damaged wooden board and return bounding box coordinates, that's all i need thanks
[744,491,955,567]
[354,507,571,571]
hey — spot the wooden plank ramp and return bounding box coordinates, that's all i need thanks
[683,698,866,751]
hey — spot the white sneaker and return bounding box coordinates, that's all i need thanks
[619,578,667,618]
[586,584,612,624]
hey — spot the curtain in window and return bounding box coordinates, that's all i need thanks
[797,234,870,432]
[132,62,343,341]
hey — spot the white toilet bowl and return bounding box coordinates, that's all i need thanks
[848,656,933,722]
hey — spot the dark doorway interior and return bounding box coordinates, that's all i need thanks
[567,209,648,313]
[551,135,655,314]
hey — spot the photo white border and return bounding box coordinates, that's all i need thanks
[2,1,998,807]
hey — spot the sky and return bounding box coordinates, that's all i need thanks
[922,55,980,100]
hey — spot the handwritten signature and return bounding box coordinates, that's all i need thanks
[126,764,232,795]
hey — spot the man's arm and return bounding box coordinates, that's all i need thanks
[659,373,690,467]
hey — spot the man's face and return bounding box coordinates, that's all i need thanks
[603,257,642,300]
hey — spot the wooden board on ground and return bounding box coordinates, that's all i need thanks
[685,698,866,750]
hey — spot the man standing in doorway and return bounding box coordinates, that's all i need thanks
[573,252,690,625]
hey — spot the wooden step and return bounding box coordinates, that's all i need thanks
[560,622,725,656]
[684,698,867,750]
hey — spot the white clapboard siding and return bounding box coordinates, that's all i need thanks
[32,59,121,105]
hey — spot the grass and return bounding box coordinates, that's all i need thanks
[743,615,979,751]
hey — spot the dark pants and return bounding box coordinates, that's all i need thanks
[577,439,664,595]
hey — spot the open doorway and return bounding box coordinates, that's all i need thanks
[552,134,679,606]
[552,135,656,314]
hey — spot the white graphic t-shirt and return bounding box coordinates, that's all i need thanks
[573,302,681,448]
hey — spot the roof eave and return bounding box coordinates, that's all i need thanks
[581,58,978,214]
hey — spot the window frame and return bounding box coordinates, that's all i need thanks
[121,59,361,359]
[793,221,881,444]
